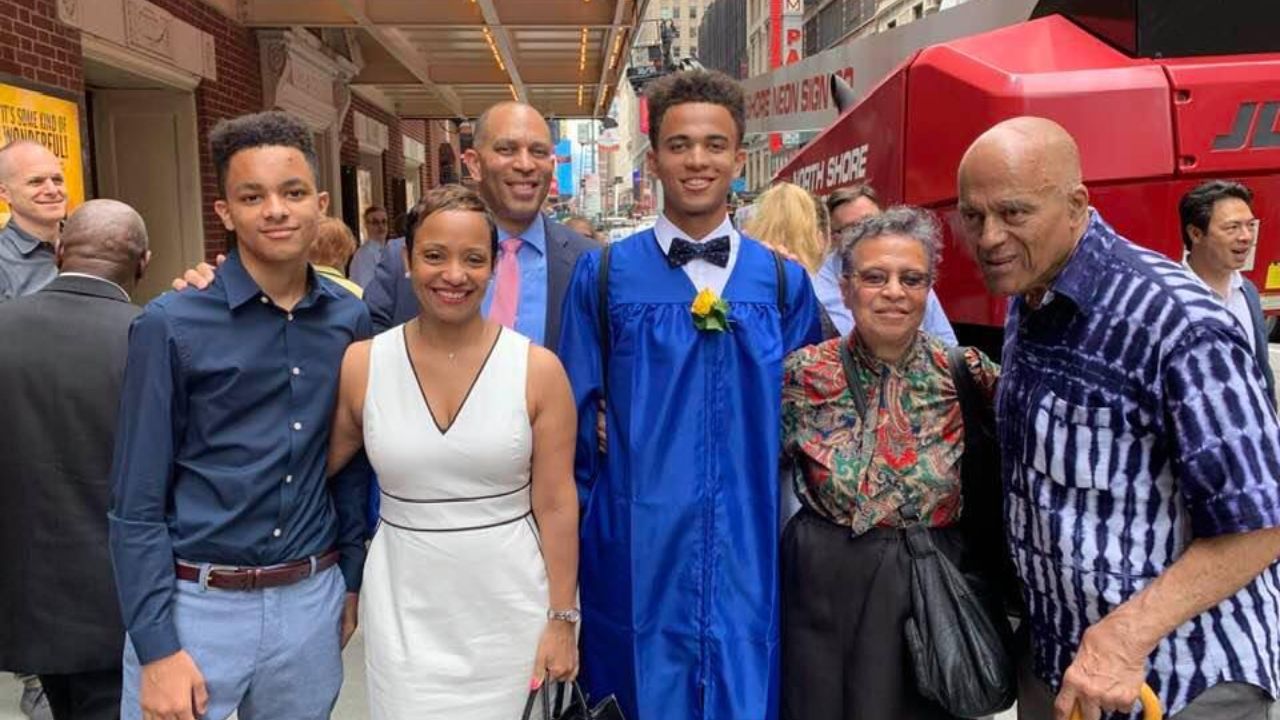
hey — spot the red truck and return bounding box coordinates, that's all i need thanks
[774,2,1280,348]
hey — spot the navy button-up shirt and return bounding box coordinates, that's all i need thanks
[998,211,1280,716]
[108,251,371,664]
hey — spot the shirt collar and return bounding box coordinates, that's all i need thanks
[499,214,546,254]
[2,218,50,256]
[58,272,131,302]
[1181,260,1247,301]
[1044,209,1111,315]
[654,213,738,255]
[849,328,927,374]
[221,250,337,310]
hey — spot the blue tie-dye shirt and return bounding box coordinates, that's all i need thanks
[998,210,1280,717]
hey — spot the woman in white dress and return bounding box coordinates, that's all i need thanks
[326,184,580,718]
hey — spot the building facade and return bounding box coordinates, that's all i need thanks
[697,0,748,79]
[744,0,962,190]
[0,0,462,304]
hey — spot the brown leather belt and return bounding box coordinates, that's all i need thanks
[174,550,339,591]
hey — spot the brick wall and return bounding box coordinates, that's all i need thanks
[147,0,264,259]
[425,118,462,188]
[0,0,83,94]
[342,94,404,212]
[400,118,428,195]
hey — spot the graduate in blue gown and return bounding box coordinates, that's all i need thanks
[558,70,823,720]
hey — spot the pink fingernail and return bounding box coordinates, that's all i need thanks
[530,676,543,691]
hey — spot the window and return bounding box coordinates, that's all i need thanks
[913,3,923,19]
[887,19,897,29]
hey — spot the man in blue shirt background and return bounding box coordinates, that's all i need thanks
[109,111,371,720]
[817,184,958,345]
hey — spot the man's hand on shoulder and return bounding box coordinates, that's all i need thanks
[140,649,208,720]
[171,253,225,292]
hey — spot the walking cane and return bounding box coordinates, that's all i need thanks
[1070,683,1162,720]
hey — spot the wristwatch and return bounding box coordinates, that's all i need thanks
[547,608,581,623]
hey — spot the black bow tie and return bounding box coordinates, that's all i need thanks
[667,236,730,268]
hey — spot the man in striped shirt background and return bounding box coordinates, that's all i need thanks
[957,116,1280,720]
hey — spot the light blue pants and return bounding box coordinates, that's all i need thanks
[121,565,345,720]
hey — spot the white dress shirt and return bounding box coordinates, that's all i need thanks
[653,213,740,296]
[1184,263,1254,338]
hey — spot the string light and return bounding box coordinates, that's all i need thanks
[578,27,589,72]
[481,26,506,72]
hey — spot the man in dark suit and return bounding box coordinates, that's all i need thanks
[0,199,151,720]
[363,102,594,347]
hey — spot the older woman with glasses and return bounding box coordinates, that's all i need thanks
[779,206,1005,720]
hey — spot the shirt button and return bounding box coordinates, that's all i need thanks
[272,528,282,538]
[285,474,293,484]
[287,313,294,321]
[259,296,269,304]
[292,421,302,431]
[291,367,301,376]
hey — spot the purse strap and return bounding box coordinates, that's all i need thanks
[838,338,868,418]
[521,678,592,720]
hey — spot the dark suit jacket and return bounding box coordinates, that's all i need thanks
[364,217,595,350]
[1242,278,1277,405]
[0,275,137,673]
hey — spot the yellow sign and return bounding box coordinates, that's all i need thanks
[0,82,84,225]
[1267,262,1280,291]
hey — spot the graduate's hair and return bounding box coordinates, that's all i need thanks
[209,111,319,196]
[837,205,943,280]
[403,184,499,264]
[645,69,746,150]
[743,182,827,273]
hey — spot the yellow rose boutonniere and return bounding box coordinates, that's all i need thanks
[691,287,730,332]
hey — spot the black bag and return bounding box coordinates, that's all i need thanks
[902,521,1016,717]
[837,343,1017,717]
[520,679,626,720]
[903,346,1017,717]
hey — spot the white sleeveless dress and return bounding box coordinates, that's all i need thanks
[360,325,548,719]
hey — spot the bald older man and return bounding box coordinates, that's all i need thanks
[957,117,1280,720]
[0,200,150,720]
[0,139,67,302]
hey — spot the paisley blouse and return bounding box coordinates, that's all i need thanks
[781,332,999,535]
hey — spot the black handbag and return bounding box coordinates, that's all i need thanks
[837,342,1018,717]
[520,679,626,720]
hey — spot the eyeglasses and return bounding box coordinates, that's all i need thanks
[1219,219,1260,237]
[844,269,933,290]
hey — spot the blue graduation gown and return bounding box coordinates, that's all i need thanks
[558,230,823,720]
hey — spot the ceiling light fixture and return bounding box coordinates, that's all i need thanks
[578,84,585,108]
[509,84,519,101]
[481,26,506,72]
[578,27,589,73]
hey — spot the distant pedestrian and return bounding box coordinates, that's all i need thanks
[0,139,66,302]
[311,216,364,298]
[564,214,595,239]
[819,184,957,344]
[1179,179,1274,403]
[350,205,389,287]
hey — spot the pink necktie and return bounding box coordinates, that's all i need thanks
[491,237,523,329]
